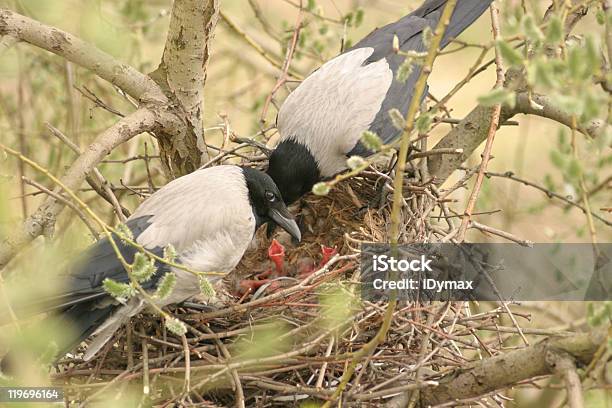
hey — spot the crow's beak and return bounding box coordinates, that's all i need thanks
[268,207,301,242]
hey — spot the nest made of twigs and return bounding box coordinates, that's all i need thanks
[52,162,481,407]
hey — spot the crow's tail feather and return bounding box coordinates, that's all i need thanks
[0,303,115,375]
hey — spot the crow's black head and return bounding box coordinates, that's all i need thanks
[267,140,320,205]
[242,167,301,241]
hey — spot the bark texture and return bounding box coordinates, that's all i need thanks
[418,328,607,406]
[151,0,220,177]
[0,1,220,267]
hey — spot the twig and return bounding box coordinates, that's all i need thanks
[322,3,459,407]
[0,9,166,103]
[46,122,131,219]
[469,220,534,247]
[407,148,463,160]
[195,325,245,408]
[260,4,303,121]
[456,3,505,242]
[0,108,155,270]
[315,335,335,388]
[220,9,303,79]
[483,171,612,227]
[75,85,125,118]
[141,326,150,400]
[180,334,191,395]
[21,177,99,237]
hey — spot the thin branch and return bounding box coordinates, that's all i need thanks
[515,92,609,141]
[483,171,612,227]
[469,220,534,247]
[456,2,505,241]
[321,3,459,407]
[46,123,130,220]
[219,9,303,80]
[21,176,100,238]
[0,108,157,271]
[0,9,166,104]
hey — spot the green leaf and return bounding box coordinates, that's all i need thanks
[477,88,515,108]
[163,244,177,263]
[545,16,563,44]
[132,252,157,283]
[199,274,216,298]
[354,8,364,27]
[549,150,566,169]
[344,11,353,26]
[422,26,432,48]
[581,92,602,123]
[38,341,59,365]
[586,302,612,327]
[415,112,433,134]
[567,158,582,180]
[102,278,135,303]
[165,317,187,336]
[596,9,606,25]
[543,174,556,191]
[154,272,177,299]
[319,284,355,331]
[116,223,133,243]
[496,40,523,67]
[584,36,600,74]
[360,130,383,152]
[346,155,366,170]
[522,15,544,42]
[528,59,557,88]
[388,108,406,130]
[312,182,331,196]
[396,57,414,82]
[568,47,583,80]
[554,94,584,116]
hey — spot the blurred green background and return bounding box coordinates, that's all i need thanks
[0,0,609,406]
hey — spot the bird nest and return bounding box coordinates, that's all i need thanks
[50,165,515,407]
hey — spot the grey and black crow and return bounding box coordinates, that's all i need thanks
[5,165,300,363]
[267,0,494,204]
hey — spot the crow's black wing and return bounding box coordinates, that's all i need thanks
[349,0,493,156]
[30,216,167,314]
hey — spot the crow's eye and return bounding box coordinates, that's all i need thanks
[265,191,276,202]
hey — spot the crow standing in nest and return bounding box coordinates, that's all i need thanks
[267,0,494,205]
[1,165,300,369]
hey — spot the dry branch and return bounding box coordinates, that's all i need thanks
[515,92,609,140]
[0,9,166,104]
[415,327,608,406]
[0,108,157,271]
[428,93,610,184]
[429,0,608,184]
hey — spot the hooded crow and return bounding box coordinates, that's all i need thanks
[267,0,493,204]
[3,165,300,364]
